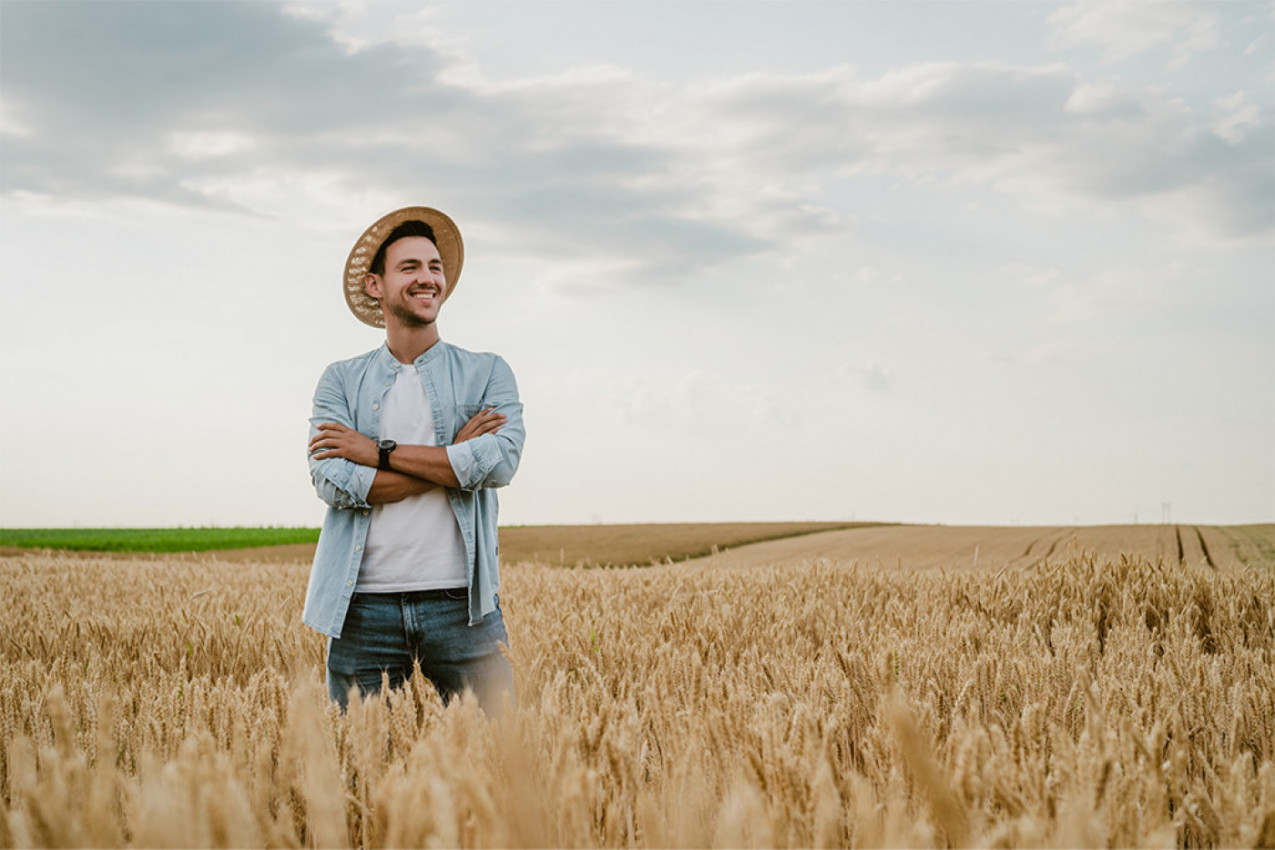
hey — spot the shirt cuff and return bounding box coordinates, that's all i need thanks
[348,462,377,504]
[446,435,498,489]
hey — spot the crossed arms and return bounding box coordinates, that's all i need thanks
[307,357,525,509]
[309,410,505,504]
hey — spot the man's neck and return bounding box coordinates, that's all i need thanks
[384,324,441,365]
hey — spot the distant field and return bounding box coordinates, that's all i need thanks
[498,521,884,566]
[4,522,1271,572]
[0,522,878,564]
[685,523,1275,572]
[1216,523,1275,569]
[0,526,320,553]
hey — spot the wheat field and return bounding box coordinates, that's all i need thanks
[2,539,1273,847]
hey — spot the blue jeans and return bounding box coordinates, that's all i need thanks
[326,588,514,713]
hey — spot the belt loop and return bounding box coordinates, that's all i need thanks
[400,592,413,637]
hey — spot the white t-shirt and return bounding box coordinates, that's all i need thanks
[356,366,468,592]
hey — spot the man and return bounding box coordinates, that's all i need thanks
[303,206,524,712]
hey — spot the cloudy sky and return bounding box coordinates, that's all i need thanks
[1,1,1271,529]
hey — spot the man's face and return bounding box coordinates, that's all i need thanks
[364,236,447,328]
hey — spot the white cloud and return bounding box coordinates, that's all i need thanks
[1048,2,1220,66]
[1046,264,1189,323]
[169,131,258,160]
[839,360,894,393]
[1064,81,1142,118]
[1002,263,1064,291]
[0,98,33,137]
[976,342,1072,369]
[1212,91,1262,143]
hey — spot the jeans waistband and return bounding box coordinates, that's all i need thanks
[354,587,467,602]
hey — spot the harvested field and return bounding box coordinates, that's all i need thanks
[1216,524,1275,569]
[2,524,1273,847]
[685,524,1264,571]
[496,521,883,566]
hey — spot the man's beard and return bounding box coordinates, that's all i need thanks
[387,299,436,328]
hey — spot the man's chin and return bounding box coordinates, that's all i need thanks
[386,308,438,328]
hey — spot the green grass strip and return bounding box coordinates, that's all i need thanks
[0,527,320,553]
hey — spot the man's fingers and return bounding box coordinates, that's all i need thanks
[459,419,505,440]
[467,408,505,423]
[311,422,352,442]
[460,410,505,429]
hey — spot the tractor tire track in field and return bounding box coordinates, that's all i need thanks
[1176,524,1215,569]
[1042,528,1078,561]
[1016,527,1075,566]
[1195,526,1217,569]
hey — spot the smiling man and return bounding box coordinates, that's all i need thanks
[304,206,525,712]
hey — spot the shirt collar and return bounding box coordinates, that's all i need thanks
[378,339,447,371]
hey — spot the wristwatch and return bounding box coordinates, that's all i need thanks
[377,439,397,470]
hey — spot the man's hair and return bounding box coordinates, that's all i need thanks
[368,220,438,276]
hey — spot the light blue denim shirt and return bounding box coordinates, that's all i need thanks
[302,340,524,636]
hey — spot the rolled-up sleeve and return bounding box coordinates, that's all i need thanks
[308,365,377,509]
[446,356,525,491]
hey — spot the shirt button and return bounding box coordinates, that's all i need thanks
[346,581,352,587]
[355,544,362,551]
[362,509,370,516]
[373,403,379,410]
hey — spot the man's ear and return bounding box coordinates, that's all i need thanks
[364,273,382,300]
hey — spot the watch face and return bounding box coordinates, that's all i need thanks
[379,439,396,451]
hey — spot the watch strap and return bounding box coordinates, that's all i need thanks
[378,440,396,470]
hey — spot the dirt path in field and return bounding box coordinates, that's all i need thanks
[683,524,1257,571]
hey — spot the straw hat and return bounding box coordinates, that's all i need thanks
[343,206,465,328]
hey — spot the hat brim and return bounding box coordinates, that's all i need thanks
[344,206,464,328]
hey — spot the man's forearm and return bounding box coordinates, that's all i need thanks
[310,414,496,493]
[384,445,461,489]
[366,469,438,504]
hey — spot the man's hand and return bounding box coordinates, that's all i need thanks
[309,423,378,466]
[456,408,506,443]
